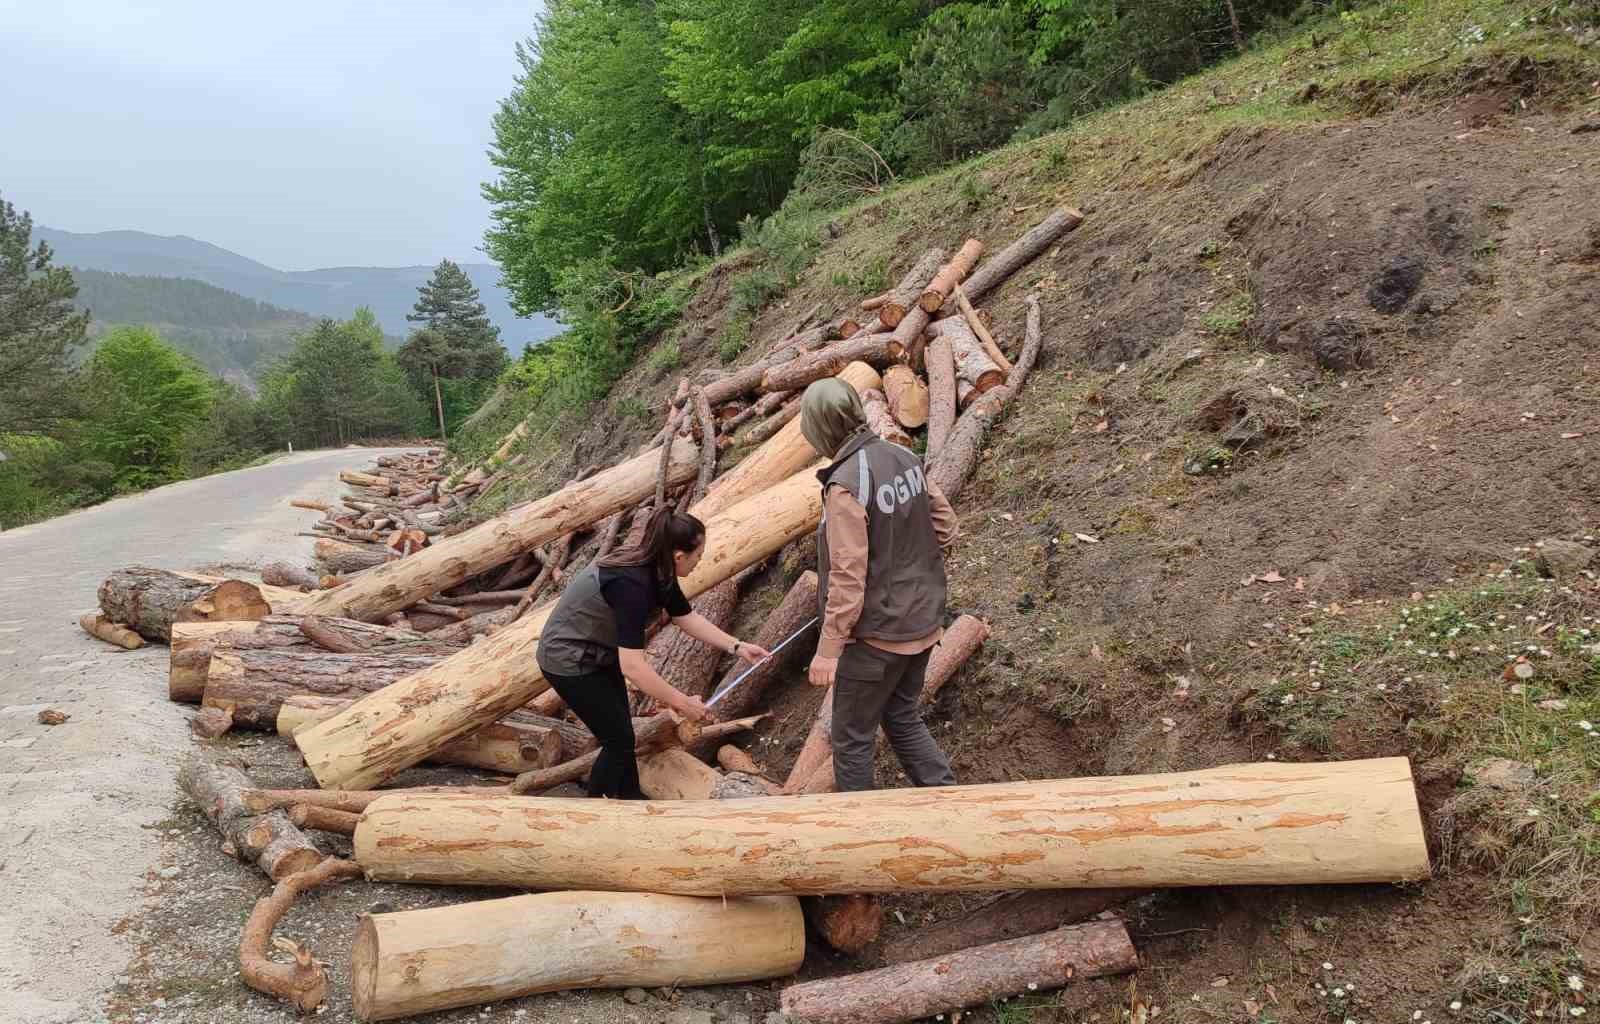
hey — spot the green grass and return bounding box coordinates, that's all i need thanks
[645,338,683,377]
[718,313,754,363]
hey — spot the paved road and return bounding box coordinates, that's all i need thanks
[0,448,414,1024]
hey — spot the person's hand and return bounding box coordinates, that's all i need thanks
[807,655,838,688]
[673,693,711,722]
[734,641,770,667]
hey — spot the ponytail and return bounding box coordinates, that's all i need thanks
[600,506,706,585]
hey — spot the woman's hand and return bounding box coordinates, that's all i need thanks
[734,641,771,667]
[673,693,711,722]
[807,655,838,688]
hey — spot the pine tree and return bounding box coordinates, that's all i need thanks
[399,260,508,438]
[0,194,90,435]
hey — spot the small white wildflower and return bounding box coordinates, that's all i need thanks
[1451,1001,1463,1012]
[1499,975,1511,985]
[1579,721,1594,732]
[1571,1009,1585,1019]
[1570,975,1585,992]
[1334,987,1346,997]
[1528,808,1542,817]
[1027,982,1038,991]
[1323,962,1334,971]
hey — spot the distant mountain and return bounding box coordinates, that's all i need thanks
[37,227,562,351]
[69,269,322,389]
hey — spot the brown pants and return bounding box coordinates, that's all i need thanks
[830,643,956,792]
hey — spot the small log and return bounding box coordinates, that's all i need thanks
[289,499,333,513]
[691,387,718,505]
[779,919,1136,1024]
[203,649,444,730]
[924,333,957,461]
[428,590,522,607]
[350,891,804,1021]
[962,207,1085,304]
[861,388,913,446]
[859,291,891,311]
[339,470,392,492]
[918,239,985,313]
[241,786,504,816]
[722,390,789,434]
[759,335,903,394]
[742,396,801,446]
[98,567,272,642]
[179,758,322,881]
[78,612,144,650]
[805,895,882,956]
[510,714,765,795]
[717,745,765,776]
[262,562,319,591]
[410,600,469,622]
[705,571,817,723]
[239,857,364,1013]
[953,283,1012,371]
[277,695,571,774]
[405,611,459,632]
[638,747,724,800]
[314,538,390,576]
[782,689,834,793]
[287,805,361,836]
[922,614,990,705]
[836,318,862,340]
[881,365,929,429]
[879,888,1144,964]
[190,705,233,739]
[877,248,946,330]
[935,315,1004,395]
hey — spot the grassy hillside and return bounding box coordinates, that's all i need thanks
[463,1,1598,1020]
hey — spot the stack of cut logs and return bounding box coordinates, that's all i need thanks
[78,207,1434,1023]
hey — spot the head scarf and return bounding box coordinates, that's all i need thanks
[800,377,868,459]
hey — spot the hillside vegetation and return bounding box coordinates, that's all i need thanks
[454,0,1599,1019]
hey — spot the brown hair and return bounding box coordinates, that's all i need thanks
[600,506,706,586]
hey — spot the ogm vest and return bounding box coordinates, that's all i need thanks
[536,562,622,676]
[816,430,947,644]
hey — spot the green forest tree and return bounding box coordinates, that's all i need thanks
[79,327,214,492]
[0,193,90,435]
[399,260,507,437]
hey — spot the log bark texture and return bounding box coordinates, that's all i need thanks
[919,239,985,313]
[876,248,946,330]
[635,572,746,714]
[314,539,389,575]
[804,895,882,956]
[759,337,901,395]
[742,397,801,446]
[297,469,825,791]
[961,207,1085,303]
[298,437,700,623]
[239,857,364,1012]
[203,649,445,730]
[79,612,145,650]
[706,571,818,723]
[924,332,957,462]
[180,758,323,880]
[936,315,1005,395]
[262,562,320,591]
[879,888,1143,964]
[783,689,835,793]
[704,362,879,520]
[953,284,1012,371]
[922,614,990,705]
[288,804,361,836]
[861,388,912,447]
[780,919,1135,1024]
[881,365,929,429]
[354,758,1431,894]
[350,892,804,1021]
[98,568,272,642]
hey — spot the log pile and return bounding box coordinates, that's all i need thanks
[83,208,1386,1024]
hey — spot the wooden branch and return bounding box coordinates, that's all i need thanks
[758,334,903,394]
[239,857,364,1013]
[879,888,1143,964]
[780,919,1136,1024]
[78,612,144,650]
[241,786,505,816]
[953,284,1012,371]
[919,239,985,313]
[859,291,891,311]
[742,396,801,447]
[691,387,717,505]
[288,804,361,836]
[180,758,321,881]
[962,207,1084,304]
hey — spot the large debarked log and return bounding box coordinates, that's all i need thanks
[350,891,804,1021]
[354,757,1430,894]
[297,468,827,790]
[779,919,1135,1024]
[297,436,700,622]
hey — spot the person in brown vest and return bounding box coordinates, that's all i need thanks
[800,377,958,792]
[537,507,770,798]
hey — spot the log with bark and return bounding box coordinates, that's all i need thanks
[634,570,748,714]
[278,696,577,774]
[783,689,835,793]
[354,757,1431,893]
[927,294,1045,500]
[180,758,322,880]
[804,895,882,957]
[705,570,817,723]
[262,562,320,591]
[314,538,390,576]
[758,336,902,395]
[780,919,1136,1024]
[98,567,273,642]
[288,804,361,836]
[740,396,800,447]
[509,714,764,795]
[880,364,929,429]
[953,283,1012,371]
[191,706,233,739]
[924,332,957,461]
[934,315,1005,396]
[717,744,766,777]
[242,785,505,816]
[721,389,788,434]
[296,464,827,791]
[239,857,364,1013]
[349,891,804,1022]
[962,207,1085,303]
[298,437,700,623]
[918,239,985,313]
[861,388,912,446]
[703,362,879,519]
[876,248,946,330]
[340,470,392,492]
[78,612,145,650]
[879,888,1144,964]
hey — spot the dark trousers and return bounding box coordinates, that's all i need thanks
[544,664,643,799]
[830,643,957,792]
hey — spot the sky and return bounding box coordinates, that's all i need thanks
[0,0,540,270]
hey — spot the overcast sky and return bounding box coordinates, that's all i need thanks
[0,0,539,270]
